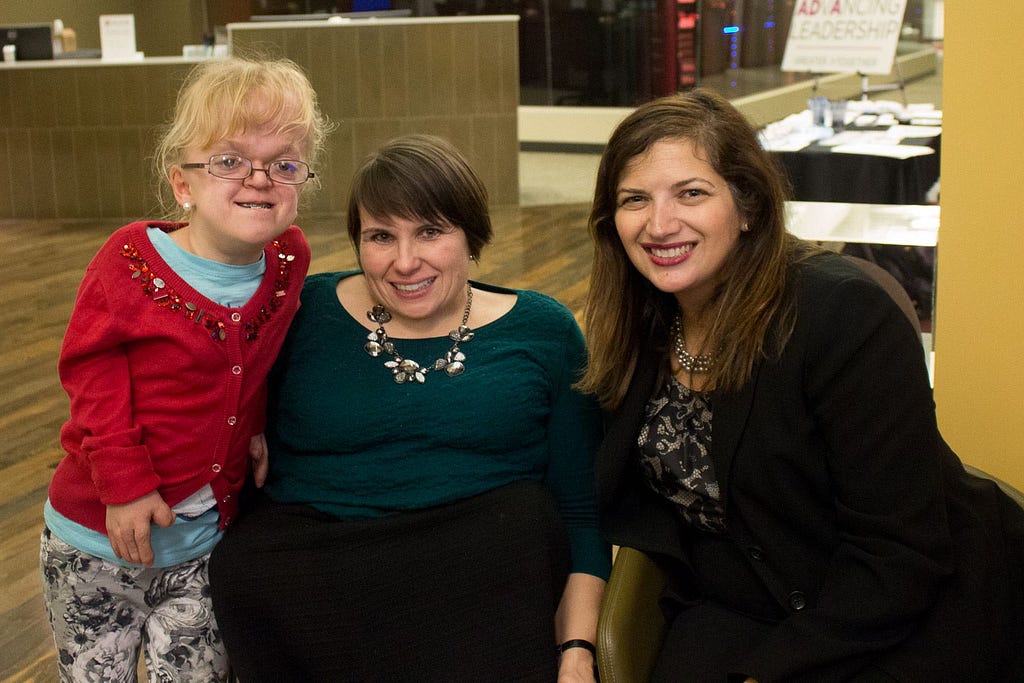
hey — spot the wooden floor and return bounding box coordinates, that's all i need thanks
[0,202,594,683]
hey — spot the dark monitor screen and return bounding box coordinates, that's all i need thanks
[1,23,54,61]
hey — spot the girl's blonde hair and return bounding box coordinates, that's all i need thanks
[153,55,330,217]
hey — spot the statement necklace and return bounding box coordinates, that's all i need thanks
[364,284,474,384]
[671,316,713,374]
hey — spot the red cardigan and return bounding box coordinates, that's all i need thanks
[49,222,310,533]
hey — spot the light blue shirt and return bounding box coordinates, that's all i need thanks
[147,225,266,307]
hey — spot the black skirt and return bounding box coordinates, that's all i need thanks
[209,480,571,682]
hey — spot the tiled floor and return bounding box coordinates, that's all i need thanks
[519,152,601,207]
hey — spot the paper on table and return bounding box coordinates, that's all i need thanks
[817,130,882,146]
[904,104,941,116]
[886,125,943,140]
[760,127,832,152]
[761,137,814,152]
[830,144,936,159]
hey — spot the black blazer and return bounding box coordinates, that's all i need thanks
[596,252,1024,681]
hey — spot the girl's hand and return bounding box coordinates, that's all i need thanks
[105,491,175,567]
[249,433,269,487]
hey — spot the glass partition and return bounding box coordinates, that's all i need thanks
[439,0,930,105]
[243,0,932,106]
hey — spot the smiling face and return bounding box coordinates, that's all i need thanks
[169,125,306,265]
[357,208,472,334]
[614,137,745,313]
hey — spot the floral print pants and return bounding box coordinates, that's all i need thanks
[39,527,229,682]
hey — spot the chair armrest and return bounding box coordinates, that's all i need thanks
[963,463,1024,509]
[596,546,672,683]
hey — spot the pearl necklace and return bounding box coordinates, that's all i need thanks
[671,316,713,374]
[364,284,474,384]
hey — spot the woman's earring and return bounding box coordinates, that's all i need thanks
[182,201,192,212]
[740,222,750,232]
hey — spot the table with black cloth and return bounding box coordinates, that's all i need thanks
[771,126,941,205]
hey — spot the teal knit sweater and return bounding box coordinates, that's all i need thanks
[264,272,611,579]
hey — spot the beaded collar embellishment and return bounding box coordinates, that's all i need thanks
[120,234,296,342]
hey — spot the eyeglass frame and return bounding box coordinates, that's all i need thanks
[181,154,316,186]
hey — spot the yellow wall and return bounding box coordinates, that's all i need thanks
[934,5,1024,489]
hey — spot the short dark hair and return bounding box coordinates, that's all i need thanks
[346,135,492,259]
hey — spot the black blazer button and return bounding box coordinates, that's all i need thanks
[747,546,765,561]
[788,591,807,611]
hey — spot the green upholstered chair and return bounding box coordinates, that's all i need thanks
[842,254,923,338]
[596,546,672,683]
[964,464,1024,508]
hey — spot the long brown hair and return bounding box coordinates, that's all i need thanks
[579,88,815,411]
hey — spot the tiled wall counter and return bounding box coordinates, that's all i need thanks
[0,15,520,219]
[228,16,521,212]
[0,57,209,220]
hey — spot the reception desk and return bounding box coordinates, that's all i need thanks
[0,16,520,220]
[0,56,204,220]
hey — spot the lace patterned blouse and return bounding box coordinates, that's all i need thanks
[637,374,726,533]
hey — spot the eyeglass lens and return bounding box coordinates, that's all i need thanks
[208,154,310,184]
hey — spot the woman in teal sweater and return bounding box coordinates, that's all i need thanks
[209,135,609,682]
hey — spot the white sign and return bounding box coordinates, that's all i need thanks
[99,14,139,61]
[781,0,907,75]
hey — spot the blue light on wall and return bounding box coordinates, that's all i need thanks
[725,24,741,79]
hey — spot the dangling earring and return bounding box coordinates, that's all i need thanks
[181,201,192,212]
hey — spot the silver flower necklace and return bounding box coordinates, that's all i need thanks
[364,284,474,384]
[671,316,713,374]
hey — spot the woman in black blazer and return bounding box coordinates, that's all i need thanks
[579,89,1024,681]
